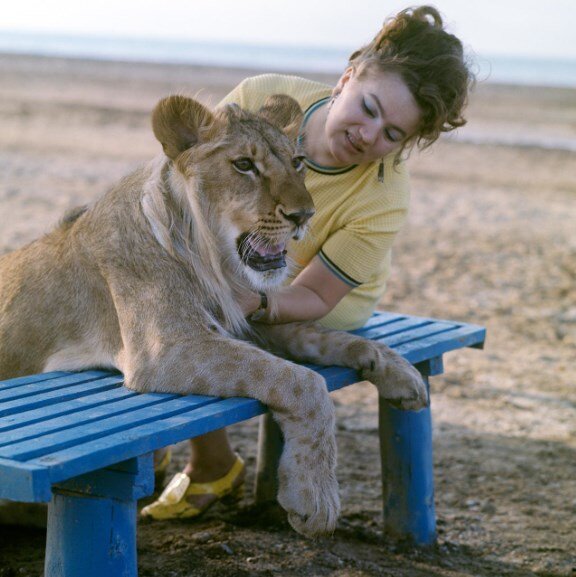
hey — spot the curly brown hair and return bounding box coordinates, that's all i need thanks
[349,5,474,156]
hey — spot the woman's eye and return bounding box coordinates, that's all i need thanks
[292,156,305,171]
[384,129,401,143]
[362,99,376,118]
[233,158,258,174]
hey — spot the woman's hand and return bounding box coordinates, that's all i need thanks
[237,255,353,324]
[251,256,354,324]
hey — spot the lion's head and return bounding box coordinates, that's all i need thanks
[150,94,314,290]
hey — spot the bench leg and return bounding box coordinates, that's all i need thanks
[44,455,154,577]
[255,385,437,545]
[45,492,138,577]
[254,412,283,503]
[379,375,436,545]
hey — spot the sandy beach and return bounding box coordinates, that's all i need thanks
[0,53,575,577]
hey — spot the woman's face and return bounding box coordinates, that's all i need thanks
[323,66,421,166]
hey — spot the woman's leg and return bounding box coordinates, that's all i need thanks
[184,429,237,481]
[142,429,245,520]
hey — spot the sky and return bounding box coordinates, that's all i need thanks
[2,0,576,61]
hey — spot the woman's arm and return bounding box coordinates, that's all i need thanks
[242,255,353,323]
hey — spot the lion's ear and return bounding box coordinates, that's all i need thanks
[152,95,215,160]
[257,95,303,142]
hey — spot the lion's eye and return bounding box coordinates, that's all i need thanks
[292,156,306,172]
[233,158,258,175]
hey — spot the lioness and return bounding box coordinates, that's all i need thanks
[0,93,427,536]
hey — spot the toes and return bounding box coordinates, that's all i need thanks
[285,499,339,537]
[276,465,340,538]
[385,387,429,411]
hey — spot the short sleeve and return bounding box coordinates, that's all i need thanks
[318,157,410,286]
[320,206,407,286]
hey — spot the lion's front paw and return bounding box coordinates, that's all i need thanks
[276,438,340,537]
[364,350,429,411]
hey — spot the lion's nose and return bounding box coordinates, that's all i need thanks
[280,208,315,227]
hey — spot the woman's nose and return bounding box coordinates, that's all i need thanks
[359,122,381,146]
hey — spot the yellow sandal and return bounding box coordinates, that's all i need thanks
[141,454,245,521]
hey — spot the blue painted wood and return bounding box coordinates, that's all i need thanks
[0,310,486,567]
[0,375,124,417]
[0,394,220,460]
[44,455,152,577]
[0,371,71,390]
[33,396,266,486]
[356,317,434,341]
[0,312,485,498]
[0,457,52,501]
[55,454,154,501]
[379,382,436,545]
[0,370,112,400]
[45,485,139,577]
[0,387,137,433]
[0,392,178,447]
[415,356,444,377]
[352,311,414,331]
[373,321,457,348]
[395,323,486,365]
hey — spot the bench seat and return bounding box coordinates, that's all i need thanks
[0,311,485,577]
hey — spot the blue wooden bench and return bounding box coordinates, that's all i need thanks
[0,311,485,577]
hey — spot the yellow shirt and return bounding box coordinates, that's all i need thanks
[219,74,410,330]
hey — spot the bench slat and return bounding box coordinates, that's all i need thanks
[0,387,137,433]
[395,323,486,364]
[30,397,265,486]
[352,311,415,330]
[0,371,71,390]
[0,391,180,447]
[0,371,111,400]
[0,394,222,461]
[374,321,457,348]
[0,376,124,417]
[355,316,434,340]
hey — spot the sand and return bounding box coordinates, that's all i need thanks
[0,53,575,577]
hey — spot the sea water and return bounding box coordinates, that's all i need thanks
[1,29,576,89]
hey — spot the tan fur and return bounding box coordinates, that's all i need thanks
[0,94,427,537]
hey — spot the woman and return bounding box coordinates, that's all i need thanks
[141,5,473,520]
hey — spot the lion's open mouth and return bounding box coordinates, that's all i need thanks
[237,233,287,272]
